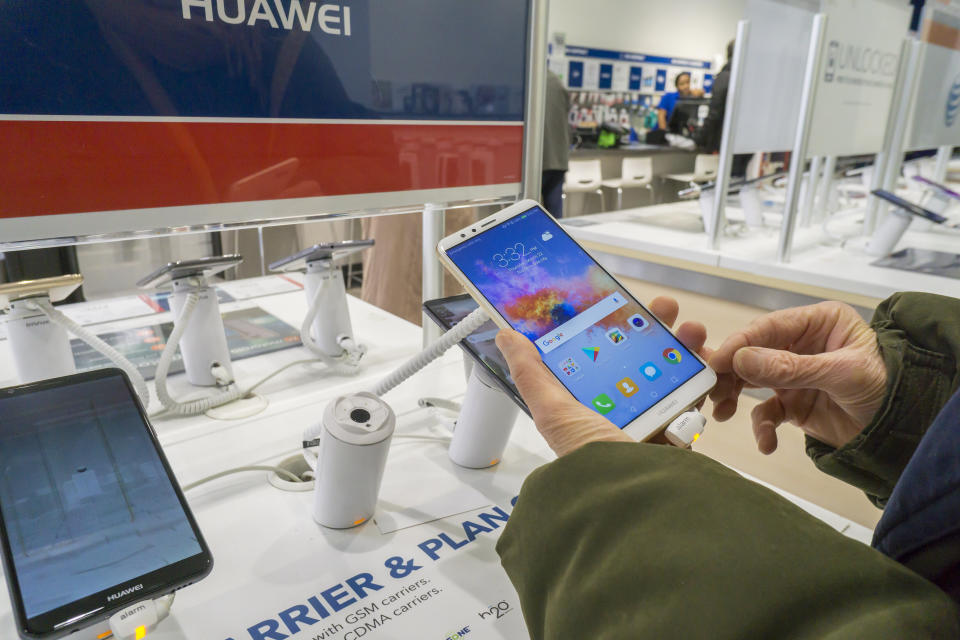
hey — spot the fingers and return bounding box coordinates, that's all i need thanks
[709,372,742,422]
[709,302,840,374]
[712,395,740,422]
[495,328,572,420]
[732,347,835,390]
[495,328,631,455]
[648,296,679,328]
[675,321,707,355]
[646,299,707,358]
[751,395,786,454]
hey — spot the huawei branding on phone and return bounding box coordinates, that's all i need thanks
[442,204,712,434]
[0,370,212,638]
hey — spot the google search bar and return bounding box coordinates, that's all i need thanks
[535,292,627,354]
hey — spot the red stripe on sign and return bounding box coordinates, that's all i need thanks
[0,121,523,219]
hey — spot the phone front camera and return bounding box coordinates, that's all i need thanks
[461,234,465,238]
[471,228,476,232]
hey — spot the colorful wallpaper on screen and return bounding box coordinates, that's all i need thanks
[446,205,706,430]
[454,221,650,343]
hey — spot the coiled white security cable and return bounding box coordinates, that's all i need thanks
[299,282,366,374]
[301,307,489,470]
[155,286,370,416]
[154,292,247,416]
[31,298,151,406]
[372,307,489,397]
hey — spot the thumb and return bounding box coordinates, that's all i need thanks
[495,328,569,415]
[732,347,834,391]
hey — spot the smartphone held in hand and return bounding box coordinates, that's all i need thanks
[437,199,716,442]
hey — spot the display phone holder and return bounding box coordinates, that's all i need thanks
[303,259,353,357]
[926,191,952,216]
[698,190,716,237]
[0,274,83,383]
[448,367,520,468]
[312,392,395,529]
[865,207,912,257]
[738,184,765,228]
[269,240,374,360]
[137,256,242,387]
[171,278,234,386]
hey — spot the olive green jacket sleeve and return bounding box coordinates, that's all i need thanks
[806,293,960,506]
[496,442,959,640]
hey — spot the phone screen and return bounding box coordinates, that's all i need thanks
[445,205,705,428]
[0,374,204,620]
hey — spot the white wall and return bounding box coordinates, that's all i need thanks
[548,0,747,66]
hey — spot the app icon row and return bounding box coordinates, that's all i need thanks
[589,358,683,415]
[561,346,682,378]
[604,313,648,345]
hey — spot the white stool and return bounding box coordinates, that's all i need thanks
[563,159,606,214]
[601,157,654,209]
[665,154,719,186]
[693,154,719,182]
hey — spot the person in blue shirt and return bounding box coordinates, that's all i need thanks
[656,71,704,131]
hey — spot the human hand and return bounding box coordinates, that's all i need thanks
[495,297,708,456]
[708,301,887,454]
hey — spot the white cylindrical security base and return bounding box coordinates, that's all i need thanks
[6,297,76,383]
[448,369,520,469]
[313,393,395,529]
[699,191,716,238]
[170,280,233,387]
[304,261,354,357]
[738,185,764,228]
[927,192,952,216]
[865,208,912,257]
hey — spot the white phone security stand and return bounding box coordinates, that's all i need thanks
[926,191,952,216]
[2,275,150,401]
[699,190,716,238]
[448,368,520,469]
[304,258,355,358]
[269,242,372,367]
[738,184,765,229]
[6,296,76,383]
[170,276,234,387]
[865,207,912,257]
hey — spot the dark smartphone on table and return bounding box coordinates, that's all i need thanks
[422,294,529,415]
[0,369,213,638]
[871,189,949,224]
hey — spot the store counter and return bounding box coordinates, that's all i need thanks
[564,203,960,311]
[0,275,873,639]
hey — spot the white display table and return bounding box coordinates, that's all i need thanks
[565,203,960,308]
[0,276,873,639]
